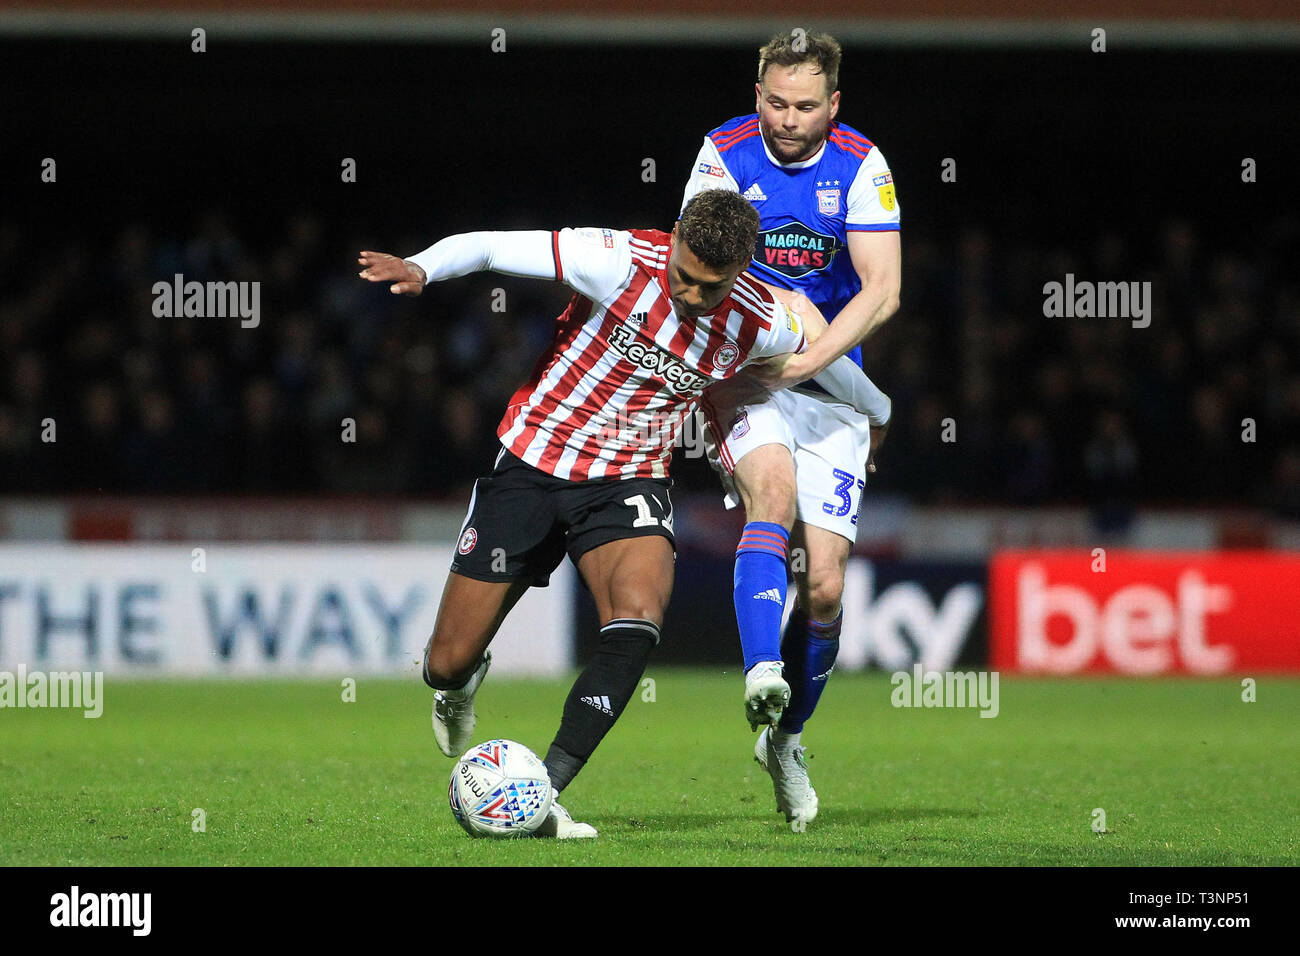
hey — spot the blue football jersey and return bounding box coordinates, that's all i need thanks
[683,114,900,367]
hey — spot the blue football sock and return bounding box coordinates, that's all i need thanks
[778,607,842,733]
[733,521,790,672]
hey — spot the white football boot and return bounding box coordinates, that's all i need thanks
[534,800,597,839]
[754,726,819,832]
[432,651,491,757]
[744,660,790,730]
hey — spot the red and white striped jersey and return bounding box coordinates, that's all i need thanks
[497,227,807,481]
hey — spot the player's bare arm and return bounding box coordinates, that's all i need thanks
[743,349,804,386]
[748,230,900,388]
[704,368,769,409]
[357,250,428,295]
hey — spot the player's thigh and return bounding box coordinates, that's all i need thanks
[449,451,567,588]
[731,443,797,527]
[562,477,677,626]
[575,535,675,627]
[427,451,567,678]
[789,521,852,619]
[699,394,797,526]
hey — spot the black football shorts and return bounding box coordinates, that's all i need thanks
[450,448,675,587]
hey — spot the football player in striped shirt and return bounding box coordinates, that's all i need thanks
[683,31,902,830]
[358,189,889,837]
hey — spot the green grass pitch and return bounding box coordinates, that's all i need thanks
[2,671,1296,866]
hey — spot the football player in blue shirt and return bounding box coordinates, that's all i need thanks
[683,31,901,831]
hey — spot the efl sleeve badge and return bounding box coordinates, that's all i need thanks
[873,172,896,212]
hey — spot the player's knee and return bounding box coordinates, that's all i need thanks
[739,476,796,527]
[734,448,797,528]
[604,572,669,624]
[422,655,458,690]
[423,639,476,690]
[806,574,845,624]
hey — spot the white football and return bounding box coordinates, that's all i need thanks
[449,739,554,838]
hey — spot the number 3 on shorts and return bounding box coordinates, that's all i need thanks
[822,468,865,520]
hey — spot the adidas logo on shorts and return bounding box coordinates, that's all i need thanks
[581,695,614,715]
[752,588,782,603]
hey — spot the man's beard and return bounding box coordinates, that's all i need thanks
[762,123,827,164]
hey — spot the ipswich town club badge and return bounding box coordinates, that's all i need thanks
[730,409,750,438]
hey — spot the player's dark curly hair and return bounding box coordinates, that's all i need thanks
[677,189,759,271]
[758,30,841,95]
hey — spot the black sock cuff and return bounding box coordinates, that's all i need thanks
[602,618,661,646]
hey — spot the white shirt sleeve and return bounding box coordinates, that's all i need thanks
[405,231,557,283]
[404,227,631,303]
[845,147,901,230]
[553,227,634,303]
[681,137,740,212]
[811,358,893,425]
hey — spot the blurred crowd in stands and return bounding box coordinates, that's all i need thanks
[0,211,1296,516]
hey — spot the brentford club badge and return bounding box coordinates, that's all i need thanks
[713,342,739,371]
[458,527,478,555]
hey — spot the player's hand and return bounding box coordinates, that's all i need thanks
[745,351,815,391]
[866,421,889,474]
[705,370,769,410]
[358,251,427,296]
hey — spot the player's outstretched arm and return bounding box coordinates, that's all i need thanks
[362,229,628,307]
[359,231,564,296]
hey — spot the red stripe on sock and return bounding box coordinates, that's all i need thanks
[737,541,788,558]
